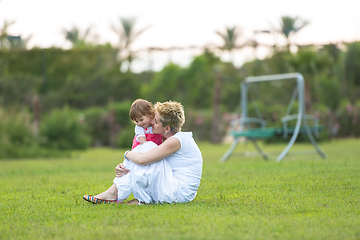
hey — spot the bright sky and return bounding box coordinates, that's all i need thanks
[1,0,360,71]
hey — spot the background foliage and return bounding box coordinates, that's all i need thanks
[0,41,360,158]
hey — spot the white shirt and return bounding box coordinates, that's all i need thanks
[166,132,203,202]
[134,125,155,141]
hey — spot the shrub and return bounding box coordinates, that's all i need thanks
[40,106,91,150]
[116,126,134,149]
[335,100,360,137]
[0,108,69,159]
[0,74,42,109]
[109,101,134,148]
[109,100,133,129]
[83,101,132,147]
[183,109,216,141]
[0,108,35,158]
[83,106,110,146]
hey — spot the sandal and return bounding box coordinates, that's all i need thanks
[83,195,117,204]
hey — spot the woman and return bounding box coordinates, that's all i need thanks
[83,101,203,205]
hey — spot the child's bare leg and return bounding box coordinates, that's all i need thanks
[94,184,118,200]
[126,199,140,205]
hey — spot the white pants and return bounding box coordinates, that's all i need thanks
[113,142,178,203]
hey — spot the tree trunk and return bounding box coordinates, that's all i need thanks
[304,80,313,113]
[32,95,40,136]
[211,67,222,143]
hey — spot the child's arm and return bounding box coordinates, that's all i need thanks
[138,136,147,144]
[135,125,147,145]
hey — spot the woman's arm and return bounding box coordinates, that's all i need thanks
[125,137,181,165]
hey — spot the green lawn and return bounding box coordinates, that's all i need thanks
[1,138,359,239]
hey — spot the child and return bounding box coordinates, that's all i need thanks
[129,99,163,149]
[115,99,163,203]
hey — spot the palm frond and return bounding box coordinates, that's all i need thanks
[0,20,15,47]
[216,26,242,51]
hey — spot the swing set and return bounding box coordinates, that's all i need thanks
[221,73,327,162]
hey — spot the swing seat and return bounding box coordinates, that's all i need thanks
[229,114,323,139]
[229,124,323,139]
[221,73,327,162]
[227,117,282,138]
[281,114,324,138]
[283,126,324,136]
[230,127,282,138]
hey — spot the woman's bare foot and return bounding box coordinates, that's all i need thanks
[94,184,118,201]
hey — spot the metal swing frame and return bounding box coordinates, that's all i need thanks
[221,73,327,162]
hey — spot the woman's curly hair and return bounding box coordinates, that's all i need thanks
[154,101,185,133]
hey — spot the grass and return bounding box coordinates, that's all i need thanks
[0,138,359,239]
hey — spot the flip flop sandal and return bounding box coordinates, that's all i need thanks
[83,195,117,204]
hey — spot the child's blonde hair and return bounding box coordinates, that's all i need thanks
[129,99,154,121]
[154,101,185,133]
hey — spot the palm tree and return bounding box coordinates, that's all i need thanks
[277,16,309,51]
[211,63,223,143]
[213,26,243,143]
[0,20,15,49]
[111,17,149,72]
[63,25,92,48]
[215,26,242,62]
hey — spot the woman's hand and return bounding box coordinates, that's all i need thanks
[115,163,130,177]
